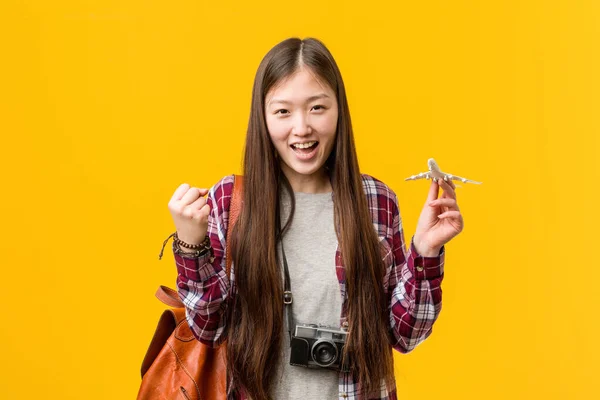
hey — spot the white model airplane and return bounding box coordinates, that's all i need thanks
[405,158,482,185]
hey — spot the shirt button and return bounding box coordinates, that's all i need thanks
[416,266,424,272]
[341,393,348,398]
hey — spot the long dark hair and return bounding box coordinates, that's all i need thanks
[228,37,394,399]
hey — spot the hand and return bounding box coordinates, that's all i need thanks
[168,184,211,245]
[414,177,464,256]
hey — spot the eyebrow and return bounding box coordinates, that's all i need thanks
[268,93,331,106]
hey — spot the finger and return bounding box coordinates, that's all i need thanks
[438,210,461,219]
[429,198,460,210]
[199,203,211,220]
[180,187,208,206]
[427,178,440,202]
[185,202,211,221]
[171,183,191,202]
[441,177,456,190]
[189,195,207,212]
[438,178,456,199]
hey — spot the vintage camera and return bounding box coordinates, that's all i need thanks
[289,323,350,372]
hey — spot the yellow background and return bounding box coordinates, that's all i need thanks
[1,0,598,398]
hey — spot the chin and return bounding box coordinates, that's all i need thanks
[285,162,324,177]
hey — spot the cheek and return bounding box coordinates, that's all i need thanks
[318,113,338,139]
[266,118,288,143]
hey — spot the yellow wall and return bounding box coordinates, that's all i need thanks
[1,0,598,398]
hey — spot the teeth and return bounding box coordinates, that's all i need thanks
[292,141,317,149]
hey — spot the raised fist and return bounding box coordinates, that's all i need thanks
[168,184,211,245]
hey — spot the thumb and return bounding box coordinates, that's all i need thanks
[427,178,440,203]
[198,188,209,196]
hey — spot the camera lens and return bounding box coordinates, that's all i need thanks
[311,340,338,367]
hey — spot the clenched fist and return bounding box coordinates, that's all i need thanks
[168,184,211,245]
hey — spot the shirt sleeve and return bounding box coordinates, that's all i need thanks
[387,192,445,354]
[174,175,234,348]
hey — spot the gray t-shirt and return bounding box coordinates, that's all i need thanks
[270,190,342,399]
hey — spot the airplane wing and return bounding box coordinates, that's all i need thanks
[404,171,431,181]
[444,173,482,184]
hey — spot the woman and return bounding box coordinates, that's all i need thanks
[167,37,463,400]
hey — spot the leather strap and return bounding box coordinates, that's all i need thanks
[226,175,243,276]
[155,285,184,308]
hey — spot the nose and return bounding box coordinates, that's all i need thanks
[291,113,312,136]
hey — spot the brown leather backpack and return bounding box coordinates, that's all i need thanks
[137,175,243,400]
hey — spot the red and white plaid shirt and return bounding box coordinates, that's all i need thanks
[175,174,445,400]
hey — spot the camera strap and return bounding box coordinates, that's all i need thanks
[280,239,294,343]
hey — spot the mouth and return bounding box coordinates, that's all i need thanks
[290,141,319,159]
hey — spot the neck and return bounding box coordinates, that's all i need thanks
[281,165,332,194]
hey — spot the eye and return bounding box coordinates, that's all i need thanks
[312,105,325,111]
[275,109,289,115]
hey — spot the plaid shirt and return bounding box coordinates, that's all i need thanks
[175,174,445,400]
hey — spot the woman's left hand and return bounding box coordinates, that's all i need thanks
[413,177,464,256]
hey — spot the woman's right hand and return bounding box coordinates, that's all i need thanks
[168,184,211,245]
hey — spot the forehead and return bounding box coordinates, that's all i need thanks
[266,68,335,104]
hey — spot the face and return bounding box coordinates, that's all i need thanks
[265,67,338,189]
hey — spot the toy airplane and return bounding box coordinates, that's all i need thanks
[405,158,482,185]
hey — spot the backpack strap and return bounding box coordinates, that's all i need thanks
[226,174,243,276]
[155,285,184,308]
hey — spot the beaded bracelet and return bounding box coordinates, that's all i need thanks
[158,232,213,261]
[174,232,210,249]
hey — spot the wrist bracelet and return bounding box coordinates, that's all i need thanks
[173,232,210,249]
[158,231,213,261]
[174,244,213,260]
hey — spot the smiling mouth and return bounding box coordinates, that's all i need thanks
[291,141,319,153]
